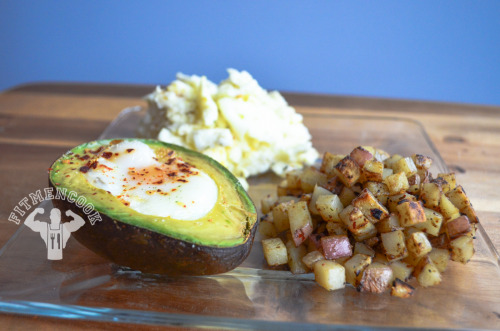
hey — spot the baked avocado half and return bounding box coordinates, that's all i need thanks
[48,138,257,275]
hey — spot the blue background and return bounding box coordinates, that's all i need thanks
[1,1,499,106]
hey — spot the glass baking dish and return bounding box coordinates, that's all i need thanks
[0,106,498,330]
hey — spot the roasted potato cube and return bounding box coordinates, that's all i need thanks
[302,250,325,269]
[381,230,408,261]
[359,262,393,293]
[373,252,390,265]
[339,186,356,206]
[314,260,346,291]
[376,213,402,233]
[262,238,288,266]
[344,254,372,287]
[406,173,421,195]
[261,194,277,214]
[450,235,475,264]
[333,156,361,187]
[326,221,348,236]
[374,148,390,162]
[364,181,390,205]
[436,172,456,193]
[316,194,344,222]
[414,256,442,287]
[419,182,442,209]
[340,206,377,241]
[285,240,308,274]
[320,235,353,260]
[412,207,444,237]
[277,180,302,197]
[392,157,418,177]
[382,168,394,180]
[384,172,409,195]
[320,152,345,177]
[428,248,450,272]
[354,242,375,257]
[362,159,384,182]
[350,146,374,167]
[406,231,432,258]
[428,233,450,249]
[288,201,314,246]
[272,200,293,233]
[387,193,416,213]
[391,279,415,298]
[389,260,414,282]
[300,167,328,193]
[438,195,461,221]
[396,200,426,227]
[384,154,403,169]
[352,188,389,224]
[309,185,333,215]
[285,170,302,189]
[446,185,478,223]
[412,154,433,170]
[445,215,471,239]
[258,219,277,238]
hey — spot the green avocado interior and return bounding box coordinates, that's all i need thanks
[49,139,257,247]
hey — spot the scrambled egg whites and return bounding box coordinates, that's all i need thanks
[138,69,319,188]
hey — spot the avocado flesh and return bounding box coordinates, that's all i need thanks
[49,139,257,248]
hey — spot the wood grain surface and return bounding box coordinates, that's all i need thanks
[0,82,499,330]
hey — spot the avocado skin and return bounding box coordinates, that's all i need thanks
[50,180,257,275]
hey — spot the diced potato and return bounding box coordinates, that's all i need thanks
[309,185,333,215]
[445,215,471,240]
[438,195,460,221]
[436,172,456,194]
[362,159,384,182]
[333,156,361,188]
[384,172,409,195]
[302,250,325,269]
[340,206,377,241]
[300,167,328,193]
[412,154,433,170]
[392,157,418,177]
[258,219,277,238]
[376,213,402,233]
[320,235,352,260]
[261,195,277,214]
[373,252,390,265]
[381,230,408,261]
[391,279,415,298]
[316,194,344,222]
[354,242,376,257]
[382,168,394,180]
[384,154,403,169]
[374,148,390,162]
[428,233,450,249]
[396,200,426,227]
[262,238,288,266]
[414,256,442,287]
[387,193,416,213]
[320,152,345,177]
[285,240,308,274]
[344,254,372,287]
[272,200,293,233]
[446,185,479,223]
[352,188,389,224]
[350,146,374,167]
[359,262,393,293]
[406,231,432,258]
[412,207,443,237]
[339,186,356,206]
[326,221,348,236]
[288,201,314,246]
[322,176,343,194]
[419,182,442,209]
[285,170,302,189]
[364,236,380,247]
[364,181,390,205]
[428,248,450,273]
[389,260,414,282]
[277,180,302,197]
[406,173,421,195]
[314,260,346,291]
[450,235,475,264]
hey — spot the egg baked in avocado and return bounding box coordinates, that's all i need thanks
[48,138,257,275]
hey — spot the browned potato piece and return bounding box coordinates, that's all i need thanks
[392,157,418,177]
[436,172,456,194]
[352,188,389,224]
[414,256,442,287]
[302,250,325,269]
[285,240,308,274]
[262,238,288,266]
[428,248,450,272]
[412,154,432,170]
[320,152,345,177]
[339,186,356,206]
[359,262,393,293]
[340,206,378,241]
[396,200,426,227]
[362,159,384,182]
[320,235,353,260]
[391,279,415,298]
[300,167,328,193]
[344,254,372,287]
[314,260,346,291]
[376,213,402,233]
[272,200,293,233]
[446,185,479,223]
[261,194,277,214]
[316,194,344,222]
[412,207,443,237]
[277,180,302,197]
[445,215,471,239]
[384,154,403,169]
[288,201,314,247]
[309,185,333,215]
[354,242,376,257]
[381,230,408,261]
[450,235,475,264]
[334,156,361,187]
[389,260,414,282]
[406,231,432,258]
[384,171,409,195]
[326,221,348,236]
[350,146,374,167]
[364,181,390,205]
[438,195,460,221]
[419,182,442,209]
[387,193,416,213]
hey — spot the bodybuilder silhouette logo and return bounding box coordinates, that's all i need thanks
[25,208,85,260]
